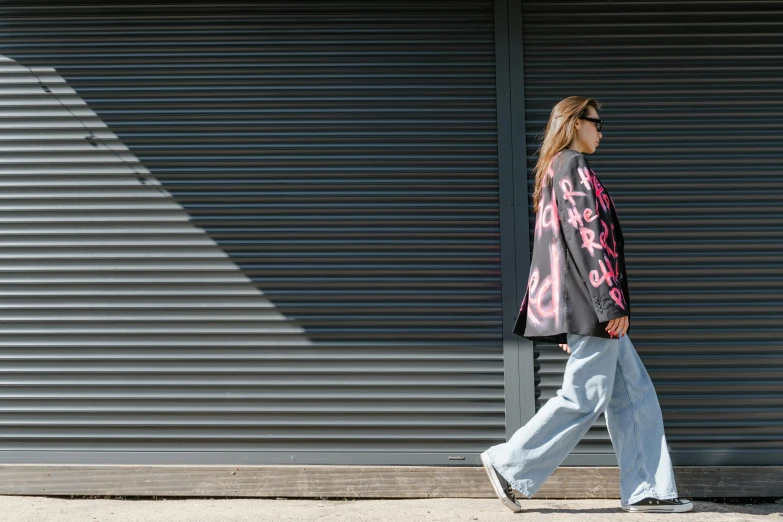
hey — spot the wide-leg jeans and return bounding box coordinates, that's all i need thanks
[484,333,679,507]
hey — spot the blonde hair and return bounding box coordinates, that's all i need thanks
[531,96,601,212]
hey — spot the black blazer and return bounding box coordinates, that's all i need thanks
[513,149,631,343]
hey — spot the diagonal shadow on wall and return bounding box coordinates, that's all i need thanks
[0,55,313,345]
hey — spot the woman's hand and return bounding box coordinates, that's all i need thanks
[606,316,629,338]
[560,316,629,354]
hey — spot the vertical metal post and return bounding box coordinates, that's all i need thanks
[494,0,535,438]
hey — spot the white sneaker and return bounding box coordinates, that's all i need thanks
[480,451,522,513]
[623,497,693,513]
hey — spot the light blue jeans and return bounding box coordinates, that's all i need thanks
[484,333,679,507]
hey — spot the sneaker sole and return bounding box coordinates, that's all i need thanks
[480,452,522,513]
[623,502,693,513]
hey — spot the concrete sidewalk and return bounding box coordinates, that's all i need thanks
[1,496,781,522]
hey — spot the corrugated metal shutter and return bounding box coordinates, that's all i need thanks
[0,1,504,465]
[522,0,783,465]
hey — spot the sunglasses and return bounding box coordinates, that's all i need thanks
[580,116,603,132]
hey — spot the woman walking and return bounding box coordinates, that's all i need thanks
[480,97,692,513]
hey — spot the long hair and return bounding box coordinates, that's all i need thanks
[531,96,601,212]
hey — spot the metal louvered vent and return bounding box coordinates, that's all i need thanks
[522,1,783,465]
[0,1,504,466]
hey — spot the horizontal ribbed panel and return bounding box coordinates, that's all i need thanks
[0,1,503,464]
[523,1,783,464]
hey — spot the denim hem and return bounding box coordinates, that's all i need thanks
[483,449,534,499]
[622,490,680,507]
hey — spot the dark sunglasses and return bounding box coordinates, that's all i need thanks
[580,116,603,132]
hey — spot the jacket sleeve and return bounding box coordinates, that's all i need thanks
[554,153,628,322]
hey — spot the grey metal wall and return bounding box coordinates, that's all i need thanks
[0,1,505,465]
[522,0,783,465]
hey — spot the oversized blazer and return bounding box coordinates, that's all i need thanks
[513,149,631,343]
